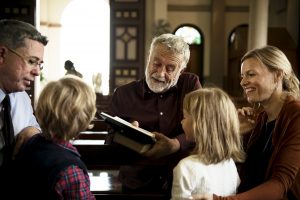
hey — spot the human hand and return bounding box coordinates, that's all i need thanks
[13,126,40,159]
[131,120,139,127]
[237,106,256,134]
[238,106,256,122]
[142,132,180,159]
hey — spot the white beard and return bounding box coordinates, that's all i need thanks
[145,68,181,93]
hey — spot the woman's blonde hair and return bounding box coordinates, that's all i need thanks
[241,45,300,97]
[183,88,245,164]
[36,76,96,141]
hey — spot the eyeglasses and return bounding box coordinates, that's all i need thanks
[6,47,44,70]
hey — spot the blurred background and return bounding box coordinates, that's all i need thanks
[1,0,299,111]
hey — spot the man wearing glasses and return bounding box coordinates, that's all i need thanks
[0,19,48,184]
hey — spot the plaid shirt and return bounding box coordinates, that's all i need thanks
[54,140,95,200]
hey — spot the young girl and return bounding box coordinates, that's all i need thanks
[171,88,245,200]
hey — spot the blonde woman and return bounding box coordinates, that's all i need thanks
[195,46,300,200]
[11,76,96,200]
[171,88,245,200]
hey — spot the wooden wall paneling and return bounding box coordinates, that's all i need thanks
[109,0,145,93]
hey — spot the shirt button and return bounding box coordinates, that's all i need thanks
[160,112,163,116]
[160,95,163,98]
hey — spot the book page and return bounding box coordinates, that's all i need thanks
[113,116,154,137]
[100,112,155,138]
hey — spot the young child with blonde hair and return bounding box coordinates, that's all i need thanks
[171,88,245,200]
[11,76,96,199]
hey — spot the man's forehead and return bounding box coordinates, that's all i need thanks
[152,45,180,58]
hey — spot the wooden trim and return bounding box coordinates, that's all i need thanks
[40,21,61,27]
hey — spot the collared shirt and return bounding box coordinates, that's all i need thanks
[110,72,201,151]
[110,72,201,190]
[0,89,40,137]
[54,140,95,200]
[0,90,40,164]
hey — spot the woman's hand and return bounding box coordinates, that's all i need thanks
[238,106,256,134]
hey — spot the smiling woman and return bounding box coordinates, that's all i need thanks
[211,45,300,200]
[61,0,110,95]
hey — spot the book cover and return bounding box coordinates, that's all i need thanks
[113,132,153,154]
[99,112,156,153]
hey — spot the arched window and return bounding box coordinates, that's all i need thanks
[61,0,110,94]
[227,24,248,97]
[175,25,201,45]
[174,25,204,82]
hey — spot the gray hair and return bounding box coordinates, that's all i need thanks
[148,33,190,70]
[0,19,48,49]
[241,45,300,97]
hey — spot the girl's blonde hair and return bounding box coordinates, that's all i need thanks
[36,76,96,141]
[183,88,245,164]
[242,45,300,97]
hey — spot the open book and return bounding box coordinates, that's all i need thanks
[99,112,156,153]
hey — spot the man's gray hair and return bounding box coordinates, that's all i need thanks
[0,19,48,49]
[149,33,190,70]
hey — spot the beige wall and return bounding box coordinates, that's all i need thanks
[36,0,299,98]
[40,0,70,82]
[167,0,249,80]
[168,10,211,77]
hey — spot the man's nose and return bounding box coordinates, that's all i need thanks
[156,66,167,76]
[31,67,41,76]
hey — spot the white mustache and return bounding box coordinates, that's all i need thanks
[151,74,166,82]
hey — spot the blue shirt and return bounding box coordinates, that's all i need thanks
[0,89,40,151]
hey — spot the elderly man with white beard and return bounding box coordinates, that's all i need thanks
[106,33,202,196]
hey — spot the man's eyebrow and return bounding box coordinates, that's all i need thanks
[29,56,42,61]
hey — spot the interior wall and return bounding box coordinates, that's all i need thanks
[37,0,299,96]
[286,0,299,44]
[39,0,70,87]
[168,10,211,78]
[167,0,249,84]
[145,0,155,67]
[224,1,249,76]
